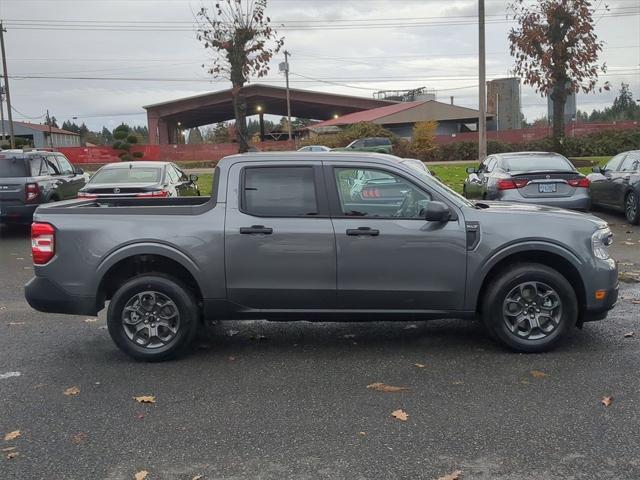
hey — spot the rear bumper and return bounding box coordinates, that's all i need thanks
[0,203,38,223]
[25,276,100,316]
[497,191,590,210]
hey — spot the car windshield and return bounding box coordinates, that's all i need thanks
[504,155,575,172]
[0,157,28,178]
[90,167,162,184]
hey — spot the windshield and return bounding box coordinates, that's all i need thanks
[409,166,477,208]
[0,157,28,178]
[90,166,162,184]
[504,155,575,172]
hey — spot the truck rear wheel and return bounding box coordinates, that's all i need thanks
[107,274,199,361]
[482,263,577,352]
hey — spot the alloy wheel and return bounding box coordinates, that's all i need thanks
[626,193,637,222]
[121,291,181,349]
[502,281,562,340]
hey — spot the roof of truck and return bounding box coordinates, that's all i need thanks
[222,151,404,163]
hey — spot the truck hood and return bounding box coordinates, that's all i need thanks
[473,201,608,229]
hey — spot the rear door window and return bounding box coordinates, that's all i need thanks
[620,153,639,173]
[29,157,50,176]
[0,157,27,178]
[242,166,318,217]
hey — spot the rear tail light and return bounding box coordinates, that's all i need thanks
[31,222,55,265]
[568,177,590,188]
[25,183,40,203]
[362,188,381,198]
[136,190,170,198]
[77,192,97,199]
[497,179,528,190]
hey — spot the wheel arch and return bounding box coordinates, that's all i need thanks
[470,243,587,320]
[95,243,205,307]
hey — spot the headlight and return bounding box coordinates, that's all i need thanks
[592,227,613,260]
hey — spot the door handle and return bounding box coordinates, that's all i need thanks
[240,225,273,234]
[346,227,380,236]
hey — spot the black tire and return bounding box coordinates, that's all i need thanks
[107,274,200,361]
[624,191,640,225]
[481,263,577,353]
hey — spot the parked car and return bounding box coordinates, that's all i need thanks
[463,152,590,210]
[297,145,331,152]
[333,137,393,154]
[588,150,640,224]
[77,161,199,199]
[25,152,617,361]
[0,149,88,224]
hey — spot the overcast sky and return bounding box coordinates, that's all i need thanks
[0,0,638,131]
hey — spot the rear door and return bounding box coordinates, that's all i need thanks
[613,154,639,207]
[55,154,85,198]
[224,161,336,309]
[326,160,467,311]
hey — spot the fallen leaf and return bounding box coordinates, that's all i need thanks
[367,382,409,393]
[71,432,87,444]
[391,409,408,421]
[623,332,634,338]
[4,430,20,441]
[436,470,463,480]
[7,322,25,326]
[6,451,18,459]
[64,386,80,396]
[452,380,464,385]
[530,370,548,378]
[357,431,367,437]
[135,471,149,480]
[602,396,614,407]
[84,318,97,323]
[1,447,16,452]
[414,363,426,368]
[134,395,156,404]
[137,413,145,419]
[631,300,640,305]
[192,476,204,480]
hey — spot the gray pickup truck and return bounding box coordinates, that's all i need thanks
[25,153,618,361]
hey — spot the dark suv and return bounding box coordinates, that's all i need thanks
[333,137,393,154]
[0,149,88,224]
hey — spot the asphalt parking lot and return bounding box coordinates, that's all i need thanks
[1,209,639,480]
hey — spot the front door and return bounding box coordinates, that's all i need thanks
[224,162,336,309]
[326,162,467,311]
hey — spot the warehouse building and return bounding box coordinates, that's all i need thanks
[0,120,81,148]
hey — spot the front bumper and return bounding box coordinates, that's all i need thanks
[25,276,100,316]
[579,258,619,323]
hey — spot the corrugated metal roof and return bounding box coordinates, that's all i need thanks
[313,101,427,127]
[14,121,80,136]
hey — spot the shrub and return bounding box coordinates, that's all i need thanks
[411,121,438,159]
[126,134,139,144]
[132,151,144,159]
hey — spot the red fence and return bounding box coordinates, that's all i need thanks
[435,120,639,145]
[59,140,296,165]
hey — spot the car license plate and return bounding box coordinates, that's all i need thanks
[538,183,557,193]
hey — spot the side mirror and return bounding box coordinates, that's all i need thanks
[424,201,451,222]
[189,174,198,182]
[465,167,477,174]
[74,166,84,175]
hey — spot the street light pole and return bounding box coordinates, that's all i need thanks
[284,50,293,143]
[0,22,15,149]
[478,0,487,162]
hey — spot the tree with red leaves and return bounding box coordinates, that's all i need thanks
[197,0,284,152]
[508,0,609,151]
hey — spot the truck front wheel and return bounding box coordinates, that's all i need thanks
[107,274,200,361]
[482,263,577,353]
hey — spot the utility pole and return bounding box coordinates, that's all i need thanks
[283,50,293,144]
[0,85,5,144]
[46,109,53,148]
[478,0,487,162]
[0,22,15,149]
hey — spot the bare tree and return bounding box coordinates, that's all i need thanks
[508,0,609,150]
[196,0,284,152]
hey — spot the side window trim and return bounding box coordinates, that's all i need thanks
[238,164,329,218]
